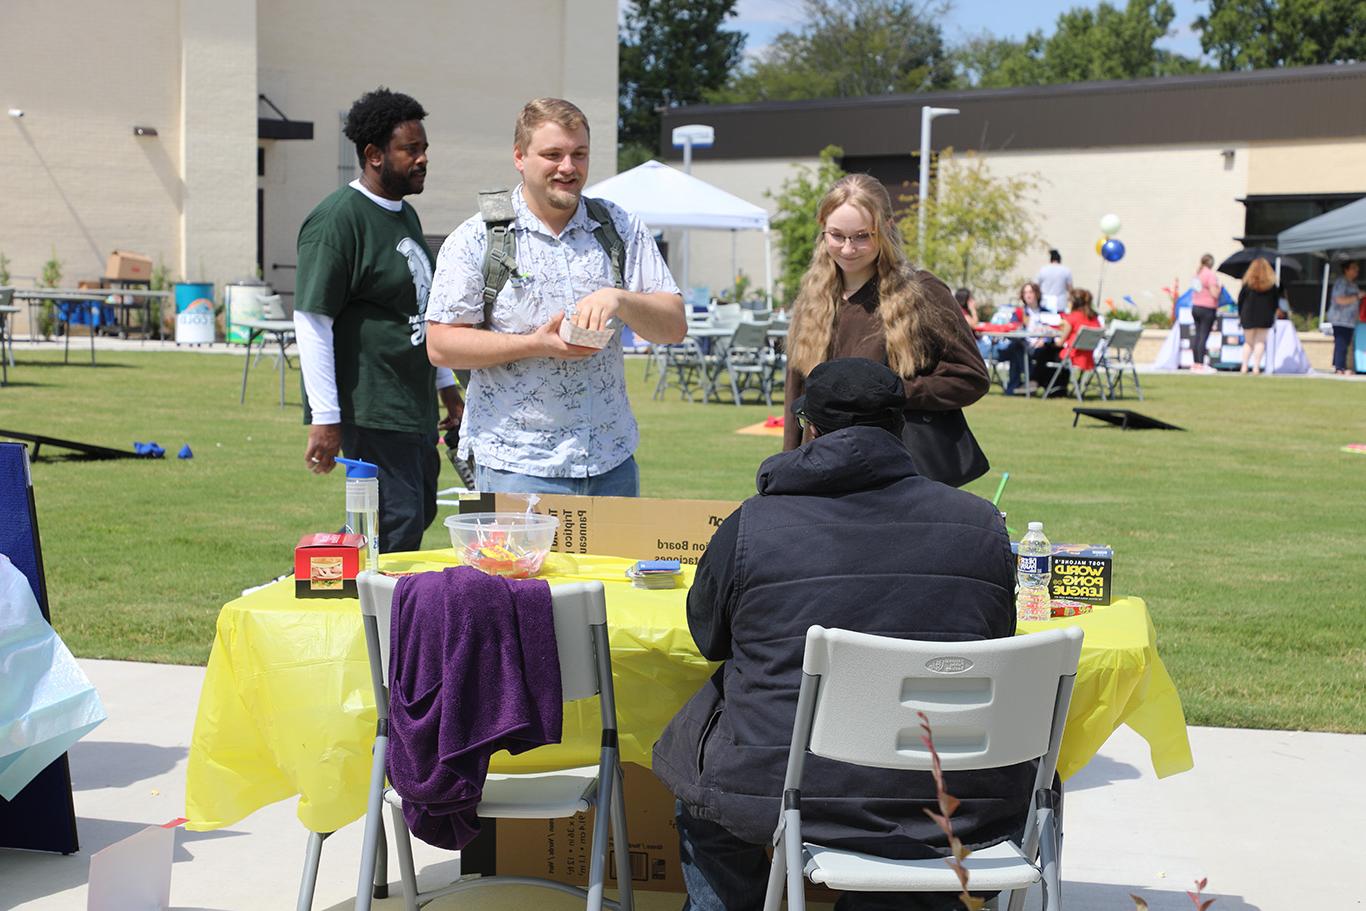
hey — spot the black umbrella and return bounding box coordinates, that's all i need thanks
[1217,247,1302,280]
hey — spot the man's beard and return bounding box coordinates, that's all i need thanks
[379,159,423,197]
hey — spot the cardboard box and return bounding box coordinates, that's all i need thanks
[104,250,153,281]
[293,532,365,597]
[486,763,837,902]
[460,493,740,566]
[1011,542,1114,605]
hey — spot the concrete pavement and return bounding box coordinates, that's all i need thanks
[2,659,1363,910]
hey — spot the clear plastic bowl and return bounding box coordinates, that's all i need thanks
[444,512,559,578]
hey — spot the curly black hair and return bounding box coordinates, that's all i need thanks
[343,87,427,167]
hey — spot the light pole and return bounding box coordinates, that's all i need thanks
[671,123,714,299]
[917,105,959,262]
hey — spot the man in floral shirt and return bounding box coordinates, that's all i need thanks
[426,98,684,495]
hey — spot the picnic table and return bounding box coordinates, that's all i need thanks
[9,288,173,364]
[185,550,1192,835]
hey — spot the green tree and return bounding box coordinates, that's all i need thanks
[1195,0,1366,69]
[899,150,1039,297]
[1045,0,1203,81]
[955,32,1049,88]
[954,0,1205,88]
[711,0,955,103]
[618,0,744,168]
[766,146,847,306]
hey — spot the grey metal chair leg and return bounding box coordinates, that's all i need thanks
[585,751,617,911]
[240,329,259,404]
[297,829,330,911]
[761,825,787,911]
[372,819,388,899]
[608,762,634,911]
[389,802,420,911]
[275,332,289,407]
[354,730,390,911]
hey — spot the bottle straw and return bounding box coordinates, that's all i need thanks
[991,472,1010,507]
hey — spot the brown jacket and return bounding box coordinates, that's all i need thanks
[784,270,990,450]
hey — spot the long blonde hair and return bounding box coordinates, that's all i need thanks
[787,174,951,378]
[1244,258,1275,293]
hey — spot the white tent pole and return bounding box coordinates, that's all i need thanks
[731,230,737,298]
[763,227,773,304]
[1319,261,1330,325]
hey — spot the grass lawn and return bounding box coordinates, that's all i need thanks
[1,347,1362,733]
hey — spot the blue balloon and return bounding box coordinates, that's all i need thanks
[1101,239,1126,262]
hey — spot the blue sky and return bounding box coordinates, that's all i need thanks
[721,0,1209,61]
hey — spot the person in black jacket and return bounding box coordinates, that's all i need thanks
[653,357,1022,911]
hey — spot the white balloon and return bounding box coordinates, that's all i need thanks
[1099,213,1122,236]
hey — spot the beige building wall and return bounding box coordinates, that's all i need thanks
[687,145,1251,315]
[1,0,184,287]
[182,0,258,290]
[969,145,1249,315]
[1245,139,1366,194]
[257,0,618,301]
[0,0,615,324]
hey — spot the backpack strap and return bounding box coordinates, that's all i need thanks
[477,189,517,327]
[476,192,627,328]
[583,197,626,290]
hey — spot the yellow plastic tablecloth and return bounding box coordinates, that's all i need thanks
[185,551,1191,834]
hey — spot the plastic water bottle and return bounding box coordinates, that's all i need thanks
[336,457,380,574]
[1016,521,1052,622]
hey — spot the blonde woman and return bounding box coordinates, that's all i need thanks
[784,174,990,485]
[1236,257,1279,374]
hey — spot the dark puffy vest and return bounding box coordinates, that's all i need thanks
[653,426,1031,857]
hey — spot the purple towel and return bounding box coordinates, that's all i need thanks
[386,566,562,850]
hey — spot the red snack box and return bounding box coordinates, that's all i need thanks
[294,533,365,598]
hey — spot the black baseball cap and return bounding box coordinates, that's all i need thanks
[791,357,906,435]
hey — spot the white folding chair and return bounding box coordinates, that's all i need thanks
[1038,326,1107,401]
[1098,324,1144,400]
[764,625,1084,911]
[351,571,634,911]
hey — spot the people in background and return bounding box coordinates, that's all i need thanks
[654,357,1022,911]
[1327,260,1361,376]
[294,87,463,553]
[995,282,1037,395]
[425,98,685,495]
[1189,253,1222,373]
[783,174,989,474]
[956,286,995,364]
[1059,288,1103,378]
[1036,249,1073,313]
[1236,257,1279,375]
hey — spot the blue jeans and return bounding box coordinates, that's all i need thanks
[676,802,962,911]
[1332,325,1354,372]
[997,338,1027,392]
[472,456,639,496]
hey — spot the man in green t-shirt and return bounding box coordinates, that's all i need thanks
[294,87,463,553]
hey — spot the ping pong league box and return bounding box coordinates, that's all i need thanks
[1010,542,1114,605]
[459,493,740,565]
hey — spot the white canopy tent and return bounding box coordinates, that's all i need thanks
[1278,197,1366,322]
[585,160,772,300]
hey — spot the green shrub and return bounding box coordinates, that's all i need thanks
[1143,310,1174,329]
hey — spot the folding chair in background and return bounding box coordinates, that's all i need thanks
[1098,322,1144,400]
[348,572,634,911]
[764,625,1084,911]
[1038,326,1107,401]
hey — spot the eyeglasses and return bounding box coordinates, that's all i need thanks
[824,229,876,249]
[795,410,813,431]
